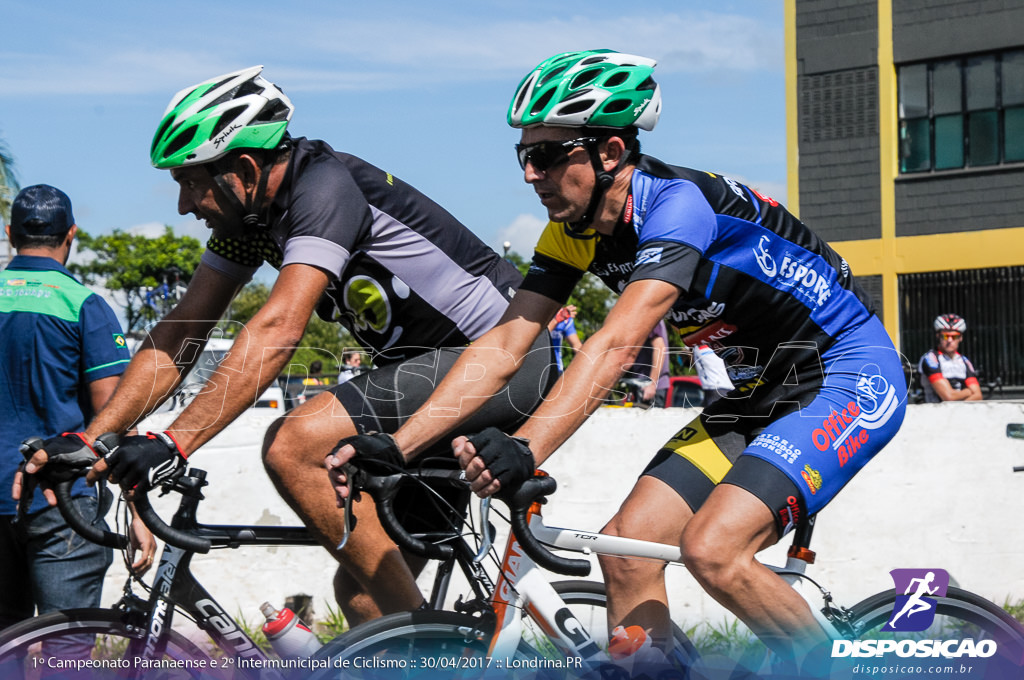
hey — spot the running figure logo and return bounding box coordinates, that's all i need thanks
[883,568,950,632]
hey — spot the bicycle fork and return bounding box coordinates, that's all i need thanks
[487,502,605,666]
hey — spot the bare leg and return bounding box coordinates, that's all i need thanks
[680,483,829,661]
[598,476,693,652]
[262,392,425,625]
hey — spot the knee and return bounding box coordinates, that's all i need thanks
[261,417,295,477]
[680,524,738,594]
[597,515,663,583]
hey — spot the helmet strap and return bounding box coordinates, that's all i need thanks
[568,142,620,234]
[206,156,273,230]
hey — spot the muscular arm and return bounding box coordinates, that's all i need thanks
[392,289,562,459]
[84,263,241,441]
[930,378,982,402]
[88,375,121,413]
[160,263,329,455]
[514,279,680,466]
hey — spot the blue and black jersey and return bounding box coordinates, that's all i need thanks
[520,155,878,388]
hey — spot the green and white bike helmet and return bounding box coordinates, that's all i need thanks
[150,65,293,169]
[508,50,661,131]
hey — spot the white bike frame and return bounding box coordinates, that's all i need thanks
[481,498,846,667]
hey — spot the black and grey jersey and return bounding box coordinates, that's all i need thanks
[201,138,521,363]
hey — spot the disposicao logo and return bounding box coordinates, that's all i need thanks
[831,568,999,660]
[884,568,949,632]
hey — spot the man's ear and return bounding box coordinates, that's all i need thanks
[234,153,262,188]
[601,136,628,170]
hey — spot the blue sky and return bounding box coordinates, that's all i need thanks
[2,1,785,262]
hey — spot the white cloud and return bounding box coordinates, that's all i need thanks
[1,9,780,96]
[496,213,547,257]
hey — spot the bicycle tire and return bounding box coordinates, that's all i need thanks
[309,582,700,679]
[0,608,221,680]
[309,610,499,679]
[839,586,1024,678]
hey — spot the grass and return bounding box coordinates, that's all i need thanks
[1001,597,1024,625]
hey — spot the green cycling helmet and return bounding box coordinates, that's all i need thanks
[150,65,293,169]
[508,50,661,131]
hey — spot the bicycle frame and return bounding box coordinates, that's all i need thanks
[116,477,320,679]
[482,500,848,668]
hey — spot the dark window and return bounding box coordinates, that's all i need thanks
[898,50,1024,173]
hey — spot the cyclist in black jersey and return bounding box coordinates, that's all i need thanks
[329,50,907,671]
[22,66,556,626]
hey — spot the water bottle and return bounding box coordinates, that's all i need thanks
[608,625,671,675]
[260,602,322,659]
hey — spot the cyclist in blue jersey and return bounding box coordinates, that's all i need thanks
[22,66,555,626]
[548,304,583,372]
[329,50,907,669]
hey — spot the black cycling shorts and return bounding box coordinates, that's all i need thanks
[329,332,557,457]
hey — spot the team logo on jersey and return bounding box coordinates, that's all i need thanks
[635,247,663,267]
[342,276,393,334]
[750,235,833,307]
[811,371,900,468]
[113,333,126,348]
[800,464,822,495]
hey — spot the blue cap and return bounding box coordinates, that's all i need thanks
[9,184,76,236]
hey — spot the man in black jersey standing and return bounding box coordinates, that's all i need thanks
[21,66,555,625]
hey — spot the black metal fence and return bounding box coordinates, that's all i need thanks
[899,266,1024,389]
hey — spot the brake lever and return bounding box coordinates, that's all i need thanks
[14,438,45,525]
[472,496,494,564]
[335,463,361,551]
[93,479,115,526]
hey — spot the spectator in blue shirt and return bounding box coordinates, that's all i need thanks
[1,185,154,643]
[547,305,583,373]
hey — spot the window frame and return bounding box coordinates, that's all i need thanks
[898,49,1023,174]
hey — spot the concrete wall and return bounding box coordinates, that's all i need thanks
[106,401,1024,634]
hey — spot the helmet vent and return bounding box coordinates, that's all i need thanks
[213,106,246,138]
[530,88,555,116]
[537,63,570,88]
[258,98,290,123]
[152,117,174,155]
[637,76,657,92]
[558,100,596,116]
[603,72,629,88]
[570,68,603,90]
[601,98,631,114]
[199,77,239,112]
[164,125,198,159]
[580,56,606,66]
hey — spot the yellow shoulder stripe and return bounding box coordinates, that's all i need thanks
[535,222,597,272]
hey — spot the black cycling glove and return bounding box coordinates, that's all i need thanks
[104,431,187,491]
[467,427,536,491]
[334,433,405,472]
[24,432,100,483]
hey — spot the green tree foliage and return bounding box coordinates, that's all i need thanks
[70,227,203,334]
[503,250,615,340]
[223,282,359,376]
[505,249,692,373]
[0,136,19,261]
[0,142,18,221]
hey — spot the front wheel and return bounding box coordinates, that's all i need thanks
[0,608,218,680]
[835,586,1024,679]
[309,610,499,679]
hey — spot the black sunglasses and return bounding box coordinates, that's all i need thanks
[514,137,600,172]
